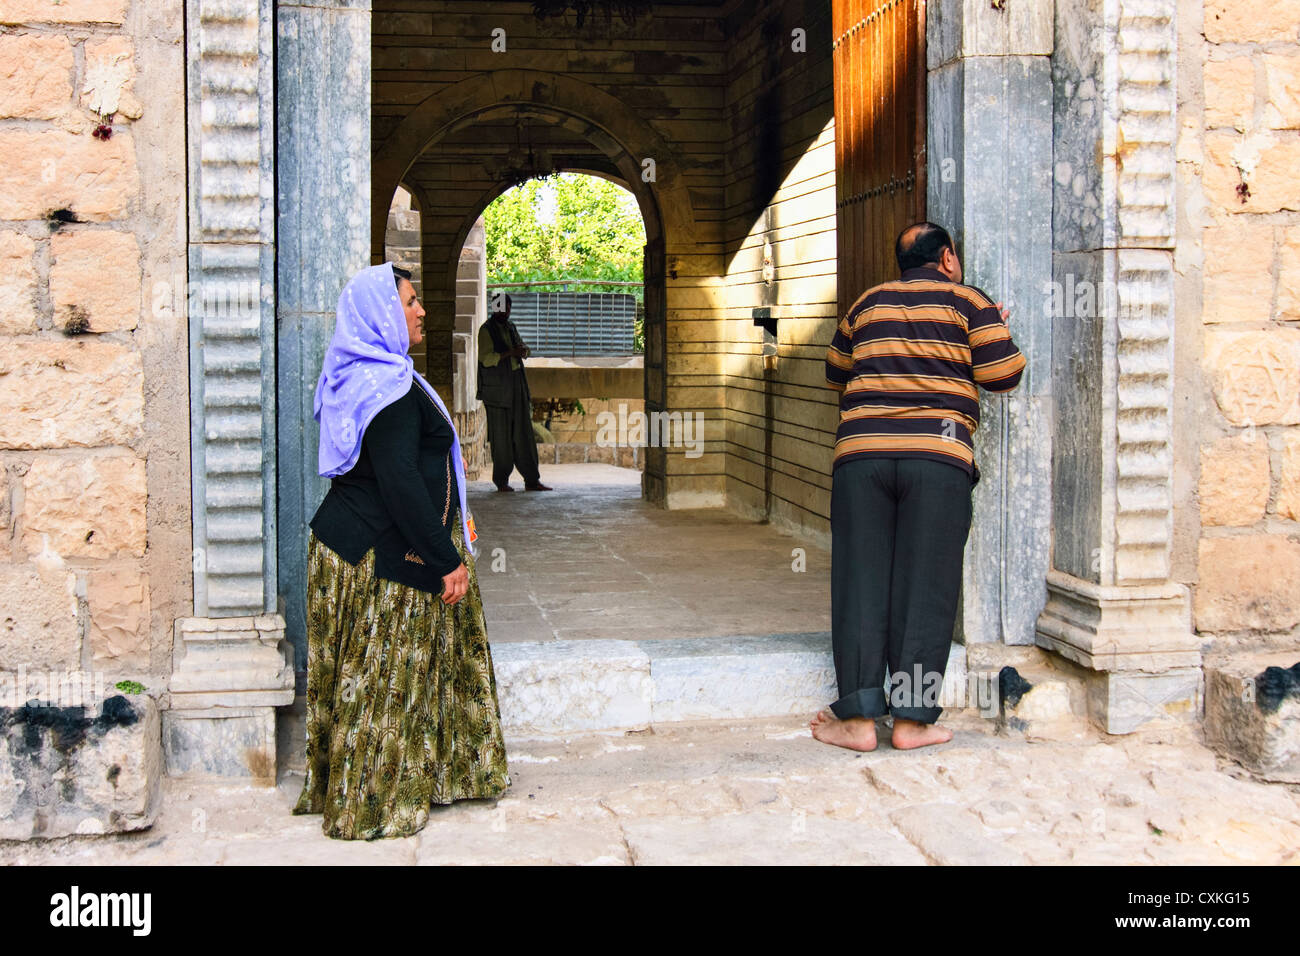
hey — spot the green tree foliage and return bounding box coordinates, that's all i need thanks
[484,173,645,293]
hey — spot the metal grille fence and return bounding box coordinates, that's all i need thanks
[488,281,640,356]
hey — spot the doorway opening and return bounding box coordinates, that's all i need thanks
[378,106,813,645]
[480,172,647,483]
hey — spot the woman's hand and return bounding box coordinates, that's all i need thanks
[441,562,469,605]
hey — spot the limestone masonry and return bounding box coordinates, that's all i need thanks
[0,0,1296,849]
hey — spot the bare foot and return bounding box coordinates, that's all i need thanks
[891,718,953,750]
[809,709,877,752]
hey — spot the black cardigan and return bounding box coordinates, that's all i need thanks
[310,382,462,594]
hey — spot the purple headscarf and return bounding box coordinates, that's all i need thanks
[314,262,475,557]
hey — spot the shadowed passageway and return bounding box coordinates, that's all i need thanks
[467,464,831,644]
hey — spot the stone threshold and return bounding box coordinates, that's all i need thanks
[489,633,968,737]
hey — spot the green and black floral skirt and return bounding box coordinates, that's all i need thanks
[292,511,510,840]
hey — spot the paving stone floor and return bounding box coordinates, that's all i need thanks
[468,463,831,643]
[10,464,1294,865]
[4,712,1298,865]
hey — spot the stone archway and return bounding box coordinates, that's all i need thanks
[272,27,707,669]
[370,69,697,261]
[437,163,644,301]
[372,72,693,507]
[424,164,651,487]
[175,0,1201,764]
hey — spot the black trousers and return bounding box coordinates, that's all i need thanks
[485,368,541,487]
[829,456,973,724]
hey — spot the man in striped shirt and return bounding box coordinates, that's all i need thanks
[811,221,1025,753]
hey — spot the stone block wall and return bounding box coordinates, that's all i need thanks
[455,406,487,480]
[537,398,646,470]
[452,212,487,476]
[719,0,837,543]
[384,185,423,299]
[0,1,189,694]
[1181,0,1300,652]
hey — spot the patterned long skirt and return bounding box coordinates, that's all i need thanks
[292,512,510,840]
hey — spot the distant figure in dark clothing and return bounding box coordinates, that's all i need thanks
[812,222,1026,753]
[477,293,551,492]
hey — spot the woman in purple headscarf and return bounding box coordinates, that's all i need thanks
[291,262,510,840]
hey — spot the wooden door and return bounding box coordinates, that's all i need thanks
[832,0,927,313]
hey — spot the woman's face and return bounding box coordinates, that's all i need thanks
[398,278,425,349]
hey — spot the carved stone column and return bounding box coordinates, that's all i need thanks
[165,615,295,781]
[1036,0,1201,733]
[185,0,278,619]
[274,0,372,671]
[173,0,293,777]
[926,0,1055,646]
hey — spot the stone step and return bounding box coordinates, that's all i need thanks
[276,634,978,769]
[489,633,972,737]
[493,633,831,736]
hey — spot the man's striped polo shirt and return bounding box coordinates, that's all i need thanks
[824,265,1026,484]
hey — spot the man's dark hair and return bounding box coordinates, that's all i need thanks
[392,264,413,291]
[490,292,512,318]
[895,222,955,273]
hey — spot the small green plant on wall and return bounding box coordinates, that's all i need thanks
[533,398,585,429]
